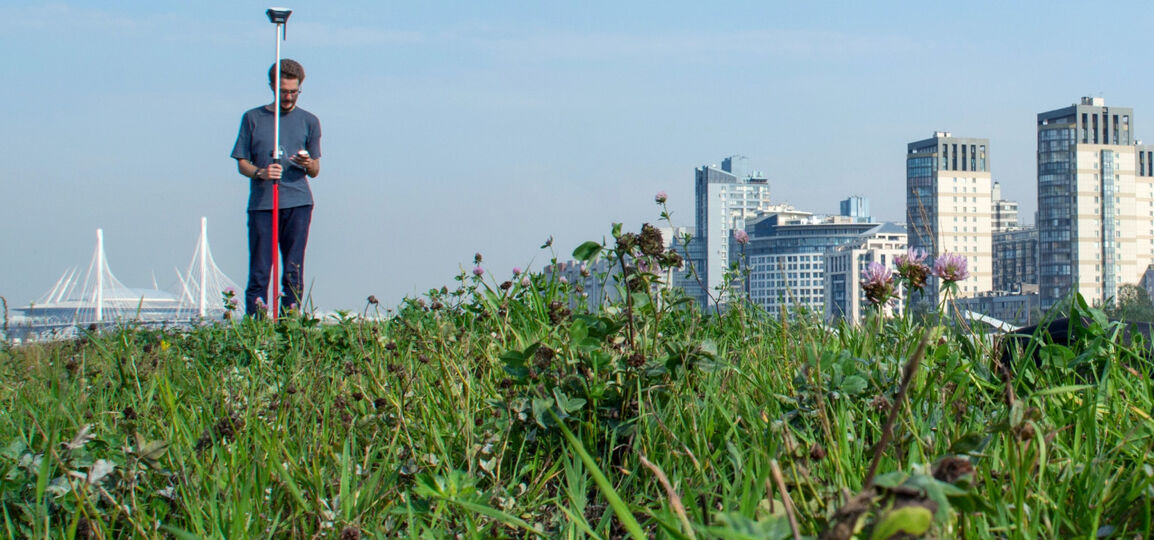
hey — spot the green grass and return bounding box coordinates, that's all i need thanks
[3,232,1154,539]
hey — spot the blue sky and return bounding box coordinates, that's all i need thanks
[4,1,1154,312]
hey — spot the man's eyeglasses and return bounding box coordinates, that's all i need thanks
[279,88,301,96]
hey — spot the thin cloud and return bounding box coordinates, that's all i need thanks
[475,29,923,63]
[0,4,422,49]
[0,3,140,32]
[289,22,423,48]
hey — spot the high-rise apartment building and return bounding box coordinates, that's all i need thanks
[991,181,1020,232]
[993,227,1038,293]
[694,157,773,306]
[1036,97,1154,309]
[906,132,994,304]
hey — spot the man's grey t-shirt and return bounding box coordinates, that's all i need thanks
[231,106,322,211]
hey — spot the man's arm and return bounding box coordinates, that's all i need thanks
[236,158,281,180]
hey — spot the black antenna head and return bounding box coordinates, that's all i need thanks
[266,7,292,24]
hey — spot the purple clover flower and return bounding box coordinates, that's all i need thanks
[895,247,930,293]
[861,261,896,307]
[512,267,522,276]
[895,247,927,268]
[932,252,969,283]
[472,266,484,277]
[655,191,668,204]
[733,229,749,245]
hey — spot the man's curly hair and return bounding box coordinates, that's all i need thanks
[268,59,306,85]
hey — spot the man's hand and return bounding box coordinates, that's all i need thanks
[289,152,317,177]
[260,163,283,181]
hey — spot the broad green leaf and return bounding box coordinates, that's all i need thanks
[553,388,585,413]
[871,471,908,488]
[870,506,932,540]
[573,241,603,262]
[574,336,601,354]
[948,433,988,455]
[532,397,555,428]
[2,440,27,460]
[947,492,994,514]
[570,318,589,341]
[841,375,868,395]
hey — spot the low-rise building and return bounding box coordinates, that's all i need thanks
[823,223,908,322]
[744,211,882,316]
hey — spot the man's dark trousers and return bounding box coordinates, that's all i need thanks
[246,205,312,317]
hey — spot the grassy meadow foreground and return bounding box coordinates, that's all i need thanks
[3,226,1154,538]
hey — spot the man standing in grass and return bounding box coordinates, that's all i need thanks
[231,59,322,317]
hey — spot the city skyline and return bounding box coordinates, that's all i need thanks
[5,1,1154,311]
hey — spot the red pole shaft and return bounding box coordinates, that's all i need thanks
[271,181,280,320]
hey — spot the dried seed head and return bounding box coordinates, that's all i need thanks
[76,516,94,539]
[123,406,138,420]
[351,392,364,402]
[809,443,826,461]
[548,301,571,325]
[616,232,638,252]
[627,352,646,368]
[339,526,361,540]
[639,223,665,257]
[373,397,388,409]
[932,456,975,483]
[535,346,556,362]
[870,395,892,414]
[661,249,684,269]
[367,295,379,305]
[474,252,483,264]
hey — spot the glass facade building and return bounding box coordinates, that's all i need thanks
[1036,97,1154,309]
[693,157,773,308]
[744,213,880,316]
